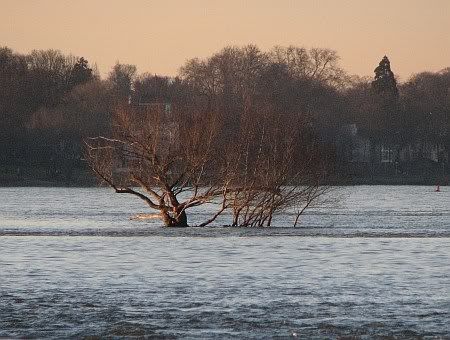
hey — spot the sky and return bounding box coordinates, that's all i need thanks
[1,0,449,81]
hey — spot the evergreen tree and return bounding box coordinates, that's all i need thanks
[372,55,398,101]
[69,57,93,88]
[370,56,402,144]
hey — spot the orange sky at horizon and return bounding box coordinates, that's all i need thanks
[1,0,449,81]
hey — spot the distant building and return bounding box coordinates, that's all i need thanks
[338,123,448,177]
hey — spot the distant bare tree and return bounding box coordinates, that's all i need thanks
[108,63,137,103]
[27,49,75,79]
[269,46,348,87]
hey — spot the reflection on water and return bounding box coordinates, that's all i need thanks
[0,186,449,338]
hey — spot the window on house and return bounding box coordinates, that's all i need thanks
[381,146,392,163]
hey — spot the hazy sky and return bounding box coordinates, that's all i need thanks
[1,0,449,80]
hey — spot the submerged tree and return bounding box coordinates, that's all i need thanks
[86,104,227,227]
[85,103,329,227]
[85,45,336,227]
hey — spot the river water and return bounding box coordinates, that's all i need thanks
[0,186,449,338]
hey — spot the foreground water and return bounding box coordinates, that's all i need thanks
[0,186,449,338]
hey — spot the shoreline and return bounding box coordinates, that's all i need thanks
[1,166,448,187]
[0,177,447,187]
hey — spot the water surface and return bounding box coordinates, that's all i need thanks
[0,186,449,338]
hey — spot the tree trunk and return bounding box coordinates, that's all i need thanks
[174,210,188,227]
[161,210,188,227]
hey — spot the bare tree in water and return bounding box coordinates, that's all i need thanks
[85,104,231,227]
[85,101,330,227]
[85,45,335,228]
[223,104,330,227]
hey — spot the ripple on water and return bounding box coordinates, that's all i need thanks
[0,186,449,338]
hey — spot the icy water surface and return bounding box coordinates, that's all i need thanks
[0,186,449,338]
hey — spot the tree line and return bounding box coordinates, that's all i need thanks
[1,45,449,184]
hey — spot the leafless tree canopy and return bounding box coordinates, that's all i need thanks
[86,82,330,227]
[83,45,338,227]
